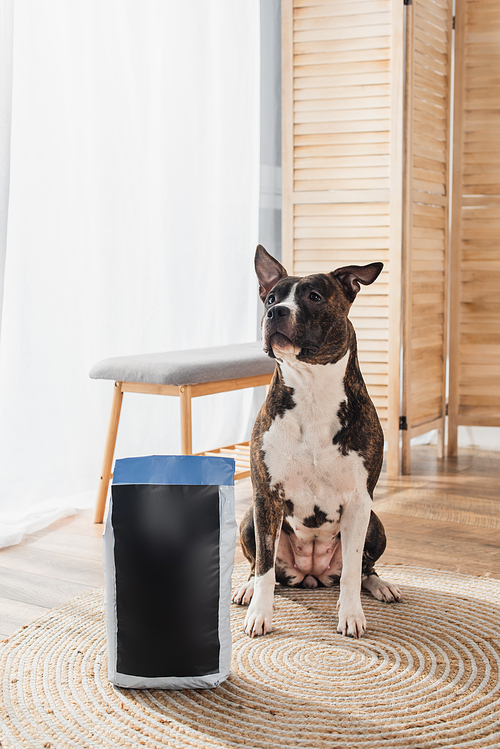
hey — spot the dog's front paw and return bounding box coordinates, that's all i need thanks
[336,597,366,638]
[244,602,273,638]
[363,574,402,603]
[232,578,255,606]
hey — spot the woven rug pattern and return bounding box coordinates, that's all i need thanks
[1,564,500,749]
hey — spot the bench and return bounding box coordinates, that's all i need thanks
[90,341,275,523]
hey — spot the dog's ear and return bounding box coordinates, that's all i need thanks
[255,245,288,302]
[332,262,383,303]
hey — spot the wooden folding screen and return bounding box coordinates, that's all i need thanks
[401,0,453,473]
[281,0,404,475]
[448,0,500,452]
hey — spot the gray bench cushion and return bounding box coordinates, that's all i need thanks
[89,341,275,386]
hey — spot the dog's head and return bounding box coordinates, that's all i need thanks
[255,245,383,365]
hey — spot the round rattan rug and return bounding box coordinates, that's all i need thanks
[1,564,500,749]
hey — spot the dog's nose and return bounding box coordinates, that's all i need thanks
[267,305,290,320]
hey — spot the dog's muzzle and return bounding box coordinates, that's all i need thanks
[266,305,290,323]
[264,305,296,356]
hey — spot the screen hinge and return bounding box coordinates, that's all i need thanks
[399,416,408,431]
[404,0,412,5]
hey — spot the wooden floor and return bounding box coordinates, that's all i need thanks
[0,445,498,639]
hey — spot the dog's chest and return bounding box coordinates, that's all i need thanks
[262,354,367,524]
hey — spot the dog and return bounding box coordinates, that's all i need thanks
[232,245,402,638]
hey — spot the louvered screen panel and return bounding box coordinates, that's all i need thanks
[282,0,404,473]
[401,0,452,472]
[448,0,500,452]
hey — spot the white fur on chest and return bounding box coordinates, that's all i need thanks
[262,352,368,531]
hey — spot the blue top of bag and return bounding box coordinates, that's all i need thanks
[112,455,235,487]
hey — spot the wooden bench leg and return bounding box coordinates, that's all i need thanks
[94,381,123,523]
[401,428,411,475]
[437,423,445,459]
[180,385,193,454]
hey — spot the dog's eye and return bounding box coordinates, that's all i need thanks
[309,292,321,302]
[267,294,275,305]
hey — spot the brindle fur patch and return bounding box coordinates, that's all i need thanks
[275,563,300,587]
[280,517,295,536]
[333,322,384,498]
[248,366,295,577]
[361,511,387,577]
[302,505,333,529]
[238,506,256,576]
[319,573,341,588]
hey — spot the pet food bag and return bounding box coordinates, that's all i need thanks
[103,454,236,689]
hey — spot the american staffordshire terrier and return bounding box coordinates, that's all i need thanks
[232,245,402,638]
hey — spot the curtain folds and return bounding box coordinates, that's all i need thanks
[0,1,261,547]
[0,0,13,331]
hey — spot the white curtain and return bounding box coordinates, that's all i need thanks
[0,1,261,547]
